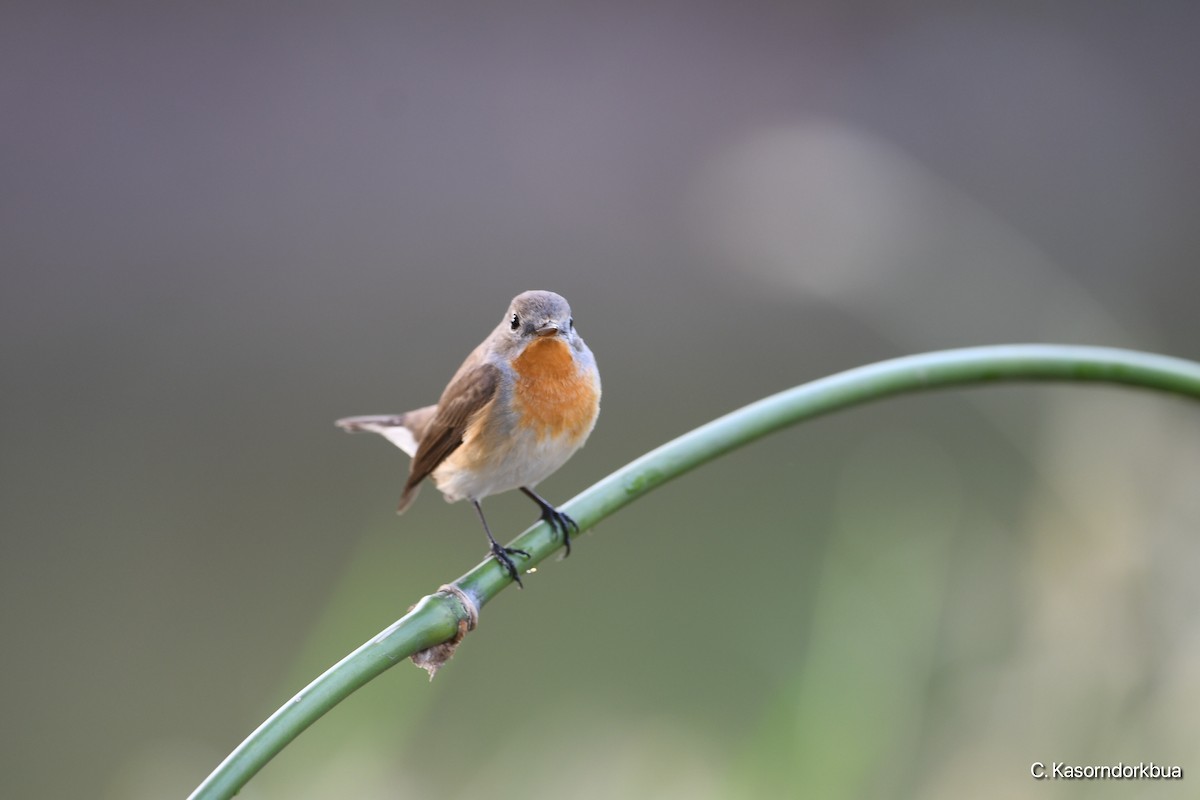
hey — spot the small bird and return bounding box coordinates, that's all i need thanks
[336,290,601,586]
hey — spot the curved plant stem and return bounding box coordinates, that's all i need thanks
[189,344,1200,800]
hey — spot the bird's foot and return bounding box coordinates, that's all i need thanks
[539,506,580,558]
[520,487,581,557]
[489,541,531,587]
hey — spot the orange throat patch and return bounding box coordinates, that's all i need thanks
[511,338,599,441]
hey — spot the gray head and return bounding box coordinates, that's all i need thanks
[503,290,576,342]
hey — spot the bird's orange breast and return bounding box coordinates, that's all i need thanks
[511,338,599,442]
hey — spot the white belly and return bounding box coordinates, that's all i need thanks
[431,422,585,503]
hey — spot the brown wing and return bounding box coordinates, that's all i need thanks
[398,362,500,511]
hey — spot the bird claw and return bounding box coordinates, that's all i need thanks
[539,507,580,557]
[489,542,530,587]
[519,487,581,558]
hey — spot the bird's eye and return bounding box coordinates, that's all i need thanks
[510,313,520,330]
[569,317,574,330]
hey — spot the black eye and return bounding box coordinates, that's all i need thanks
[510,313,520,330]
[569,317,574,330]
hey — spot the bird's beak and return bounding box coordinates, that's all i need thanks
[534,323,560,338]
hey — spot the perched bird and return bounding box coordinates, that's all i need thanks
[337,290,601,586]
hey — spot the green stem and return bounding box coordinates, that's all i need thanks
[189,344,1200,800]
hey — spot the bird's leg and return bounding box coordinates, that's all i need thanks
[520,487,580,558]
[473,500,529,587]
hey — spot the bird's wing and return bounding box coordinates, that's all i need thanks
[400,362,500,504]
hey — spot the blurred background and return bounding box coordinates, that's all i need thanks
[4,1,1200,798]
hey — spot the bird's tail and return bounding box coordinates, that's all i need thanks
[337,406,438,515]
[334,405,437,457]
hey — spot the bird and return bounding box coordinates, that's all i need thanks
[336,290,601,586]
